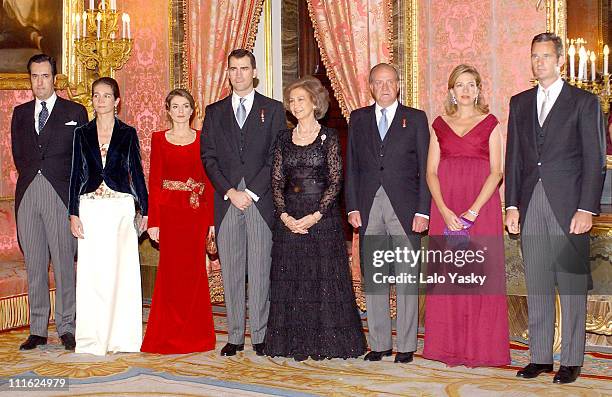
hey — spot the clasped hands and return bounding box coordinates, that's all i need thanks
[281,211,322,234]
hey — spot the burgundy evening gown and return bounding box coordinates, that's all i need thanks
[423,114,510,367]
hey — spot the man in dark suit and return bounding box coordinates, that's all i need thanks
[345,63,431,363]
[201,49,286,357]
[506,33,606,384]
[11,54,88,351]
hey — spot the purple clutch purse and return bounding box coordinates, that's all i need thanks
[443,217,474,237]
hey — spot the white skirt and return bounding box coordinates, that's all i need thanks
[75,196,142,355]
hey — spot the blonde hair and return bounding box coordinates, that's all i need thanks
[283,76,330,120]
[444,64,489,116]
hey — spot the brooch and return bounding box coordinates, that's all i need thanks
[320,133,326,145]
[260,108,265,123]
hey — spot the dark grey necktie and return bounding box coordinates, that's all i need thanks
[38,101,49,133]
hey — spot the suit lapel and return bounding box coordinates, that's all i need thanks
[382,104,403,144]
[541,82,574,150]
[23,101,39,145]
[367,105,382,159]
[220,96,239,154]
[105,118,122,169]
[523,88,538,152]
[84,119,103,168]
[242,92,262,152]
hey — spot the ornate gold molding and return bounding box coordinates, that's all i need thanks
[546,0,566,43]
[263,0,273,98]
[399,0,418,108]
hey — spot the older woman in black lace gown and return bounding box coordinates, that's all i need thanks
[263,76,366,361]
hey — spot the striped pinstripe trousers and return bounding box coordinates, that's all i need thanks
[217,179,272,345]
[521,181,588,366]
[16,174,76,337]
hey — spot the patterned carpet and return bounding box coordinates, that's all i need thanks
[0,304,610,397]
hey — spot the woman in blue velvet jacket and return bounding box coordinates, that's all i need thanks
[68,77,148,356]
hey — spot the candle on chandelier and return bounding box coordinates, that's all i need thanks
[578,46,586,81]
[96,12,102,40]
[604,45,609,76]
[101,0,105,10]
[82,12,87,37]
[590,52,596,82]
[90,0,94,9]
[75,13,80,40]
[126,14,131,40]
[122,13,127,39]
[568,44,576,80]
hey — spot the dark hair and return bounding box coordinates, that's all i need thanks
[283,76,330,120]
[27,54,57,76]
[92,77,120,99]
[165,88,196,122]
[228,49,256,69]
[369,63,400,83]
[531,32,564,58]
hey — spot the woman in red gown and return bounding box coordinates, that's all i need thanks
[141,89,216,354]
[423,65,510,366]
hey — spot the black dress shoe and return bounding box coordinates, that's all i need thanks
[60,333,76,351]
[553,366,581,384]
[253,343,265,356]
[516,363,554,379]
[394,352,414,363]
[293,354,308,362]
[19,335,47,350]
[363,349,393,361]
[220,343,244,356]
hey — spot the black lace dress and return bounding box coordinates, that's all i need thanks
[263,126,366,360]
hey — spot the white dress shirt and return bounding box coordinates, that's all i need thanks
[375,100,398,127]
[231,89,255,125]
[225,89,259,202]
[34,92,58,134]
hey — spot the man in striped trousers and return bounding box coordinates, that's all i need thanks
[505,33,606,384]
[202,49,287,356]
[11,54,88,351]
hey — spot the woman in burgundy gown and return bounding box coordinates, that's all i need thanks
[423,65,510,366]
[141,89,216,354]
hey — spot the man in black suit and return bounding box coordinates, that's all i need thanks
[506,33,606,384]
[11,54,88,351]
[201,49,286,357]
[345,63,431,363]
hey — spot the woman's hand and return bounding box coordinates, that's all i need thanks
[148,227,159,242]
[459,210,477,223]
[441,208,463,231]
[139,216,148,234]
[208,225,215,238]
[294,212,322,232]
[70,215,85,239]
[281,212,308,234]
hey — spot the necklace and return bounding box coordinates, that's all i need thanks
[295,122,321,140]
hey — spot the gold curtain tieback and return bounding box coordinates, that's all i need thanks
[162,178,205,208]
